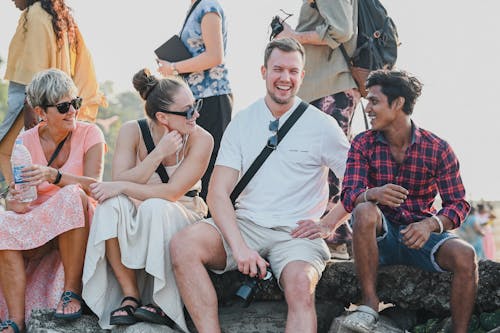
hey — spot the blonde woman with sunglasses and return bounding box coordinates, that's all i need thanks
[82,69,213,332]
[0,69,106,333]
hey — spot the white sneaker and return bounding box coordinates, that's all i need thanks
[329,243,350,260]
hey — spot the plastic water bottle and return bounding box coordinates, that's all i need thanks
[11,138,37,203]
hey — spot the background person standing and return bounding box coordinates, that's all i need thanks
[0,0,105,186]
[157,0,232,202]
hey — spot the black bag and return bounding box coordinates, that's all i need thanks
[154,0,201,62]
[155,36,193,63]
[340,0,399,96]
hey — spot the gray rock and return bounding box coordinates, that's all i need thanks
[329,313,404,333]
[202,301,344,333]
[26,260,499,332]
[27,309,107,333]
[112,322,177,333]
[212,260,500,316]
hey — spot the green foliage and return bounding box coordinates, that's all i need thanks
[95,87,144,181]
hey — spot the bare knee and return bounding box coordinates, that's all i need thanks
[282,266,317,309]
[439,240,478,276]
[170,225,205,269]
[352,202,380,232]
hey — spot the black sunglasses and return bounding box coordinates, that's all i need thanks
[267,119,279,150]
[45,97,83,114]
[161,99,203,120]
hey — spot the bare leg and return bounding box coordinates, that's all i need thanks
[56,190,90,315]
[170,223,227,333]
[435,238,478,333]
[0,250,26,332]
[280,261,320,333]
[351,202,383,311]
[105,237,140,314]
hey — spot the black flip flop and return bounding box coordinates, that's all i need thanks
[134,304,174,327]
[109,296,142,326]
[53,290,83,320]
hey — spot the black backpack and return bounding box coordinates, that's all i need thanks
[340,0,400,97]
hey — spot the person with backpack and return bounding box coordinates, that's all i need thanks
[274,0,360,259]
[341,70,476,333]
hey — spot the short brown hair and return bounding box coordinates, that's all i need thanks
[264,38,305,68]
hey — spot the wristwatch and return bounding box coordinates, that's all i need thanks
[171,62,179,76]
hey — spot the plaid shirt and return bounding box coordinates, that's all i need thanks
[341,123,470,228]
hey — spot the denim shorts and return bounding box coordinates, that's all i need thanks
[377,213,457,272]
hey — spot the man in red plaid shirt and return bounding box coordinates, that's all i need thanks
[340,70,477,333]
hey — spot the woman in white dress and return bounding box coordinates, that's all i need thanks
[82,68,213,332]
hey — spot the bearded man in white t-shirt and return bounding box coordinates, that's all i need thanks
[170,37,350,333]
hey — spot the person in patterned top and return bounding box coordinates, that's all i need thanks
[340,69,476,333]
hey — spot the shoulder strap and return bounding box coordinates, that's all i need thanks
[47,133,70,167]
[180,0,202,36]
[230,101,309,204]
[340,44,369,130]
[137,118,170,183]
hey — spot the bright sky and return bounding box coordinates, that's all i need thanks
[1,0,499,200]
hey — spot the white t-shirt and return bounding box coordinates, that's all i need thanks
[216,97,350,228]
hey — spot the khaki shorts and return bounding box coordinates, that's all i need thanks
[201,216,330,287]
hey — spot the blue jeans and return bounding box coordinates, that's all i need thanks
[377,214,457,272]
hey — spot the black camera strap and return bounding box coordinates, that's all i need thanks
[230,101,308,205]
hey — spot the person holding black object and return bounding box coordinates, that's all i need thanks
[170,38,350,333]
[82,69,213,332]
[157,0,232,203]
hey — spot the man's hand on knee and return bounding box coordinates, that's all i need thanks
[400,220,433,249]
[291,219,332,240]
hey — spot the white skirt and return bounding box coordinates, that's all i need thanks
[82,194,207,332]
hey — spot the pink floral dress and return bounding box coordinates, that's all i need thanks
[0,121,105,320]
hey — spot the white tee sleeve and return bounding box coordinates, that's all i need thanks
[214,114,242,172]
[321,115,350,181]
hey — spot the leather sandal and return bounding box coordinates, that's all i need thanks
[109,296,142,326]
[0,320,22,333]
[134,304,174,327]
[53,290,83,320]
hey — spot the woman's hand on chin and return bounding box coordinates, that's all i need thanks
[157,129,183,158]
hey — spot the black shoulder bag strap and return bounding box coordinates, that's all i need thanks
[47,133,70,167]
[137,118,170,183]
[230,101,308,205]
[180,0,201,36]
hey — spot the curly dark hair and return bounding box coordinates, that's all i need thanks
[24,0,78,49]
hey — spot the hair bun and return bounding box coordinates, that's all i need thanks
[132,68,159,100]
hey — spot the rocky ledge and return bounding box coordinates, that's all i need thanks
[28,260,500,332]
